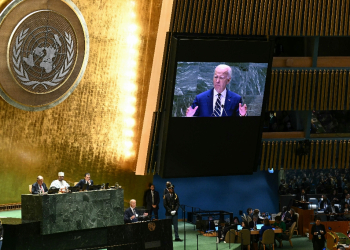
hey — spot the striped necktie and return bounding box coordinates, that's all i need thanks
[213,93,221,117]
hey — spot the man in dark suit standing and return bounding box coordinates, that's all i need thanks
[186,64,247,117]
[31,175,48,194]
[163,185,182,241]
[145,184,160,219]
[124,199,148,224]
[74,173,93,190]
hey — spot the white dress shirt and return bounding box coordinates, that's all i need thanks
[213,88,226,116]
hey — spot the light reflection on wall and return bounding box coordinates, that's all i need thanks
[0,0,162,204]
[106,0,140,161]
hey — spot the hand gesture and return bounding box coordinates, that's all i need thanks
[131,215,135,220]
[186,106,198,117]
[239,103,247,116]
[171,210,176,215]
[143,213,148,216]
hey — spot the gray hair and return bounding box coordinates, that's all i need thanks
[130,199,136,203]
[37,175,43,180]
[215,64,232,79]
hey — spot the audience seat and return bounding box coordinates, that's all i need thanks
[224,229,236,243]
[283,222,296,247]
[259,229,275,250]
[294,213,299,235]
[238,229,250,250]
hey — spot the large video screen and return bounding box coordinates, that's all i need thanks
[172,62,268,117]
[157,36,274,178]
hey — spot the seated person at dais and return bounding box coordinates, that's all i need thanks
[124,199,148,224]
[50,172,70,193]
[31,175,48,194]
[74,173,94,190]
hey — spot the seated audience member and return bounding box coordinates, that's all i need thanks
[232,216,240,229]
[31,175,48,194]
[74,173,94,190]
[253,209,263,223]
[341,193,350,208]
[241,220,250,230]
[259,218,273,242]
[50,172,70,192]
[319,195,330,211]
[285,208,297,228]
[280,206,288,221]
[341,189,349,200]
[249,215,259,229]
[249,215,260,243]
[273,216,287,248]
[325,201,343,221]
[124,199,148,224]
[329,189,341,204]
[341,202,350,220]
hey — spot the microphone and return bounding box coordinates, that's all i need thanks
[221,105,228,117]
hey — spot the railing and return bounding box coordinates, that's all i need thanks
[0,203,21,211]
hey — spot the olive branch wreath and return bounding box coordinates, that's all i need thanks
[12,29,74,90]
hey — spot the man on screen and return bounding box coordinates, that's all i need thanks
[186,64,247,117]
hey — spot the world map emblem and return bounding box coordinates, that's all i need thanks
[0,0,88,111]
[9,10,77,94]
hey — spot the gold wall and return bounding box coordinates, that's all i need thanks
[0,0,162,205]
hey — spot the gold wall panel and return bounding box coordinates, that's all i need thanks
[0,0,162,204]
[261,139,350,170]
[171,0,350,36]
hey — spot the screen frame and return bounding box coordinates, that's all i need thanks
[156,34,275,177]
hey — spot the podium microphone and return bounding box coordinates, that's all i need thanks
[221,105,228,117]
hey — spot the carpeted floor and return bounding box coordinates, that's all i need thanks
[0,210,315,249]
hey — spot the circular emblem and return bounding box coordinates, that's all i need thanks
[8,11,77,94]
[148,222,156,231]
[0,0,89,111]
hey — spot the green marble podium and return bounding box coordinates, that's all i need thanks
[21,188,124,235]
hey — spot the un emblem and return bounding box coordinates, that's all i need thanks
[9,11,76,94]
[148,222,156,231]
[0,0,89,111]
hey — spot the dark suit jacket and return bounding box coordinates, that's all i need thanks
[31,182,48,194]
[191,88,242,117]
[145,190,160,210]
[163,193,180,216]
[248,218,263,228]
[324,205,340,214]
[296,193,308,202]
[311,223,326,243]
[74,179,94,190]
[124,207,140,224]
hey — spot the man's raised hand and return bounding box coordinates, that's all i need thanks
[186,106,198,117]
[239,103,247,116]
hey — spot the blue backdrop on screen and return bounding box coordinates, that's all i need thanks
[172,62,268,117]
[152,170,279,220]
